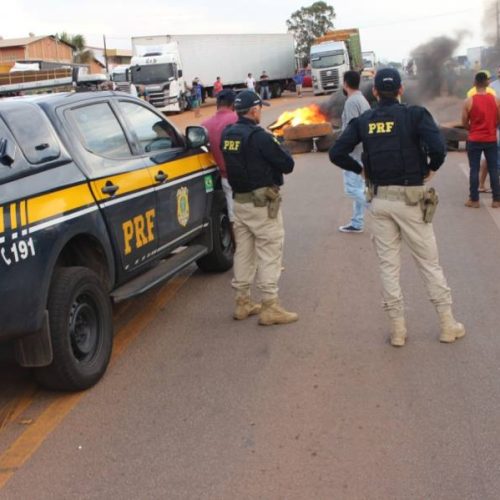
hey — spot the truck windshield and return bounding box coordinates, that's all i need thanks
[113,72,128,83]
[131,64,175,85]
[311,51,345,69]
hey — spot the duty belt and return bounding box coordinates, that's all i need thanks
[375,185,425,202]
[233,192,254,203]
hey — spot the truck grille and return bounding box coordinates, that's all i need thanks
[115,82,131,93]
[320,68,340,90]
[148,90,168,108]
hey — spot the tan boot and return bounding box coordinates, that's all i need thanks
[438,309,465,343]
[233,296,261,320]
[464,199,480,208]
[390,317,407,347]
[258,299,298,325]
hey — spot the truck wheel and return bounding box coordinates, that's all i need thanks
[271,84,283,98]
[197,191,234,272]
[34,267,113,392]
[178,94,188,113]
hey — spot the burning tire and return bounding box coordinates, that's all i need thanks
[316,133,337,152]
[283,122,333,141]
[439,121,467,151]
[282,139,313,155]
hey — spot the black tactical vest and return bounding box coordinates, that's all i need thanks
[358,103,426,186]
[221,121,277,192]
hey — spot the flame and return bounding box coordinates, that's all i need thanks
[270,104,328,136]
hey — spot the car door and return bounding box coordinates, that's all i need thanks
[65,99,158,276]
[115,99,215,253]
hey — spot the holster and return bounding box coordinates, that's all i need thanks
[265,186,281,218]
[251,186,282,218]
[420,187,439,223]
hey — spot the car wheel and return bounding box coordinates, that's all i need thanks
[197,191,234,272]
[34,267,113,391]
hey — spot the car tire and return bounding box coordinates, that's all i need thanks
[34,267,113,392]
[197,191,234,272]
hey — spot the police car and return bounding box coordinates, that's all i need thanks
[0,91,233,391]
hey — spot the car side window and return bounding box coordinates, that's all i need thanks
[70,103,132,158]
[1,102,60,165]
[118,101,182,153]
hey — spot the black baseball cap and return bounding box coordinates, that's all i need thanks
[234,90,270,111]
[216,89,236,105]
[374,68,402,91]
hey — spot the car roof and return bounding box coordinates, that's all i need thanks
[0,91,130,110]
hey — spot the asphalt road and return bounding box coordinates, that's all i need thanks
[2,91,500,499]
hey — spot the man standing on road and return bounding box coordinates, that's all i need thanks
[462,71,500,208]
[221,90,298,325]
[245,73,255,91]
[259,71,271,100]
[330,68,465,347]
[338,70,371,233]
[293,70,304,98]
[213,76,223,97]
[201,90,238,235]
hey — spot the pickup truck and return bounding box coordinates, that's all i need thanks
[0,91,233,391]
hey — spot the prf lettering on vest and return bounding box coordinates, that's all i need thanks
[122,208,155,255]
[223,139,241,152]
[368,121,395,135]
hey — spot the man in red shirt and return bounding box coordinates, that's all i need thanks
[202,89,238,224]
[462,71,500,207]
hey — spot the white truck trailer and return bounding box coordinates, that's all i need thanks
[130,34,296,112]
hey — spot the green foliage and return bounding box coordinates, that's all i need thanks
[286,1,335,65]
[55,32,94,64]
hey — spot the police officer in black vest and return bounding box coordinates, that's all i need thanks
[221,90,298,325]
[330,68,465,347]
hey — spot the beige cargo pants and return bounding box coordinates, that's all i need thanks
[370,193,452,319]
[232,201,284,301]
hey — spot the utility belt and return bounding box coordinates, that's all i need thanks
[234,186,282,218]
[367,185,439,223]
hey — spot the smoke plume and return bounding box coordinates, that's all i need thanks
[409,35,462,101]
[482,0,498,46]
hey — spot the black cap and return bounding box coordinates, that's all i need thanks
[216,89,236,105]
[234,90,270,111]
[374,68,402,91]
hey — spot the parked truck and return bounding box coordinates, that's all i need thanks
[310,28,363,95]
[361,51,377,79]
[110,64,132,93]
[130,34,296,112]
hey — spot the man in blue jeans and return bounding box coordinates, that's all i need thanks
[462,71,500,207]
[338,70,371,232]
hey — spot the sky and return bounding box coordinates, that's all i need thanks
[2,0,488,62]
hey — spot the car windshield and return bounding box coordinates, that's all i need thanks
[311,51,345,69]
[131,64,175,85]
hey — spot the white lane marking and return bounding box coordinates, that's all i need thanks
[458,161,500,232]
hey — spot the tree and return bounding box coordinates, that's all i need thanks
[286,2,336,66]
[56,32,94,64]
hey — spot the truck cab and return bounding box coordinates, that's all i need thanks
[310,41,350,95]
[130,44,187,113]
[361,51,377,80]
[111,64,132,93]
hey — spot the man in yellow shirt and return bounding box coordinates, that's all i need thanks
[467,70,496,97]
